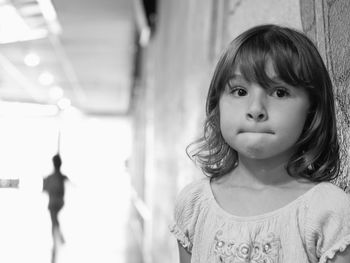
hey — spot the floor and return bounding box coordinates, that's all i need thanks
[0,169,143,263]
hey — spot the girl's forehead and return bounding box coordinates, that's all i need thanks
[231,59,279,82]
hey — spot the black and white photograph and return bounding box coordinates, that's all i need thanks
[0,1,349,263]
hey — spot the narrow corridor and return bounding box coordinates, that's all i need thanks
[0,115,143,263]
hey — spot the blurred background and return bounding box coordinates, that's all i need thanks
[0,0,349,262]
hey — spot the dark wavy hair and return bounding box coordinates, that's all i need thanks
[187,24,339,182]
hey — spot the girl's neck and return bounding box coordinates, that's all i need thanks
[227,153,296,188]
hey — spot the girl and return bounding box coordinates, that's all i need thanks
[170,24,350,263]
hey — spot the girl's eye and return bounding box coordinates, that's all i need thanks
[272,88,290,98]
[231,88,247,97]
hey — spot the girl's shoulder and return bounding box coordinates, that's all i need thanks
[310,181,349,201]
[171,177,212,253]
[173,177,212,217]
[175,177,211,204]
[304,182,350,261]
[308,181,350,215]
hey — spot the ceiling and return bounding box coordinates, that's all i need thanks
[0,0,137,115]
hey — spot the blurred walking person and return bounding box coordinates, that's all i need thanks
[43,153,69,263]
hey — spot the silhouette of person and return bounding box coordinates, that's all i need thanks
[43,153,68,247]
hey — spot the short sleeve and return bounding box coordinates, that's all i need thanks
[169,179,207,253]
[305,183,350,263]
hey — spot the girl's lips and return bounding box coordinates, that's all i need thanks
[238,129,275,134]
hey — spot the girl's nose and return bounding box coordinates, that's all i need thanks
[246,94,268,122]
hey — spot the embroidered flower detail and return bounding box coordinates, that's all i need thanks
[237,243,251,260]
[213,231,282,263]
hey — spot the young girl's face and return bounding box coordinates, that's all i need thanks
[219,60,310,161]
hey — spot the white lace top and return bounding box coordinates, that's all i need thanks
[170,177,350,263]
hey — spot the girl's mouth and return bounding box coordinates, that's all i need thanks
[238,129,275,134]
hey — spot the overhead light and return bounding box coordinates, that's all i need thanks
[140,28,151,47]
[24,52,41,67]
[38,71,54,86]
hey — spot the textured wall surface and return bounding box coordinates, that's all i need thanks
[301,0,350,191]
[222,0,302,47]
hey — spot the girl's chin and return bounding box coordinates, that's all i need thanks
[239,151,271,160]
[237,146,292,161]
[236,143,271,158]
[234,142,279,160]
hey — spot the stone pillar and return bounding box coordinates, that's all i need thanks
[222,0,303,43]
[300,0,350,191]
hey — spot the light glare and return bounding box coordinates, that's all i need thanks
[38,71,54,86]
[24,53,41,67]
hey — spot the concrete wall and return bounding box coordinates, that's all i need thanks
[131,0,350,262]
[300,0,350,190]
[141,1,214,262]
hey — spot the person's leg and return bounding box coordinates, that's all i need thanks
[50,208,65,243]
[48,209,59,263]
[50,209,59,232]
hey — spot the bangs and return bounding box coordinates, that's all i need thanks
[228,31,310,89]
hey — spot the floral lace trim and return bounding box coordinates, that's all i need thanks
[213,230,282,263]
[169,223,192,253]
[319,234,350,263]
